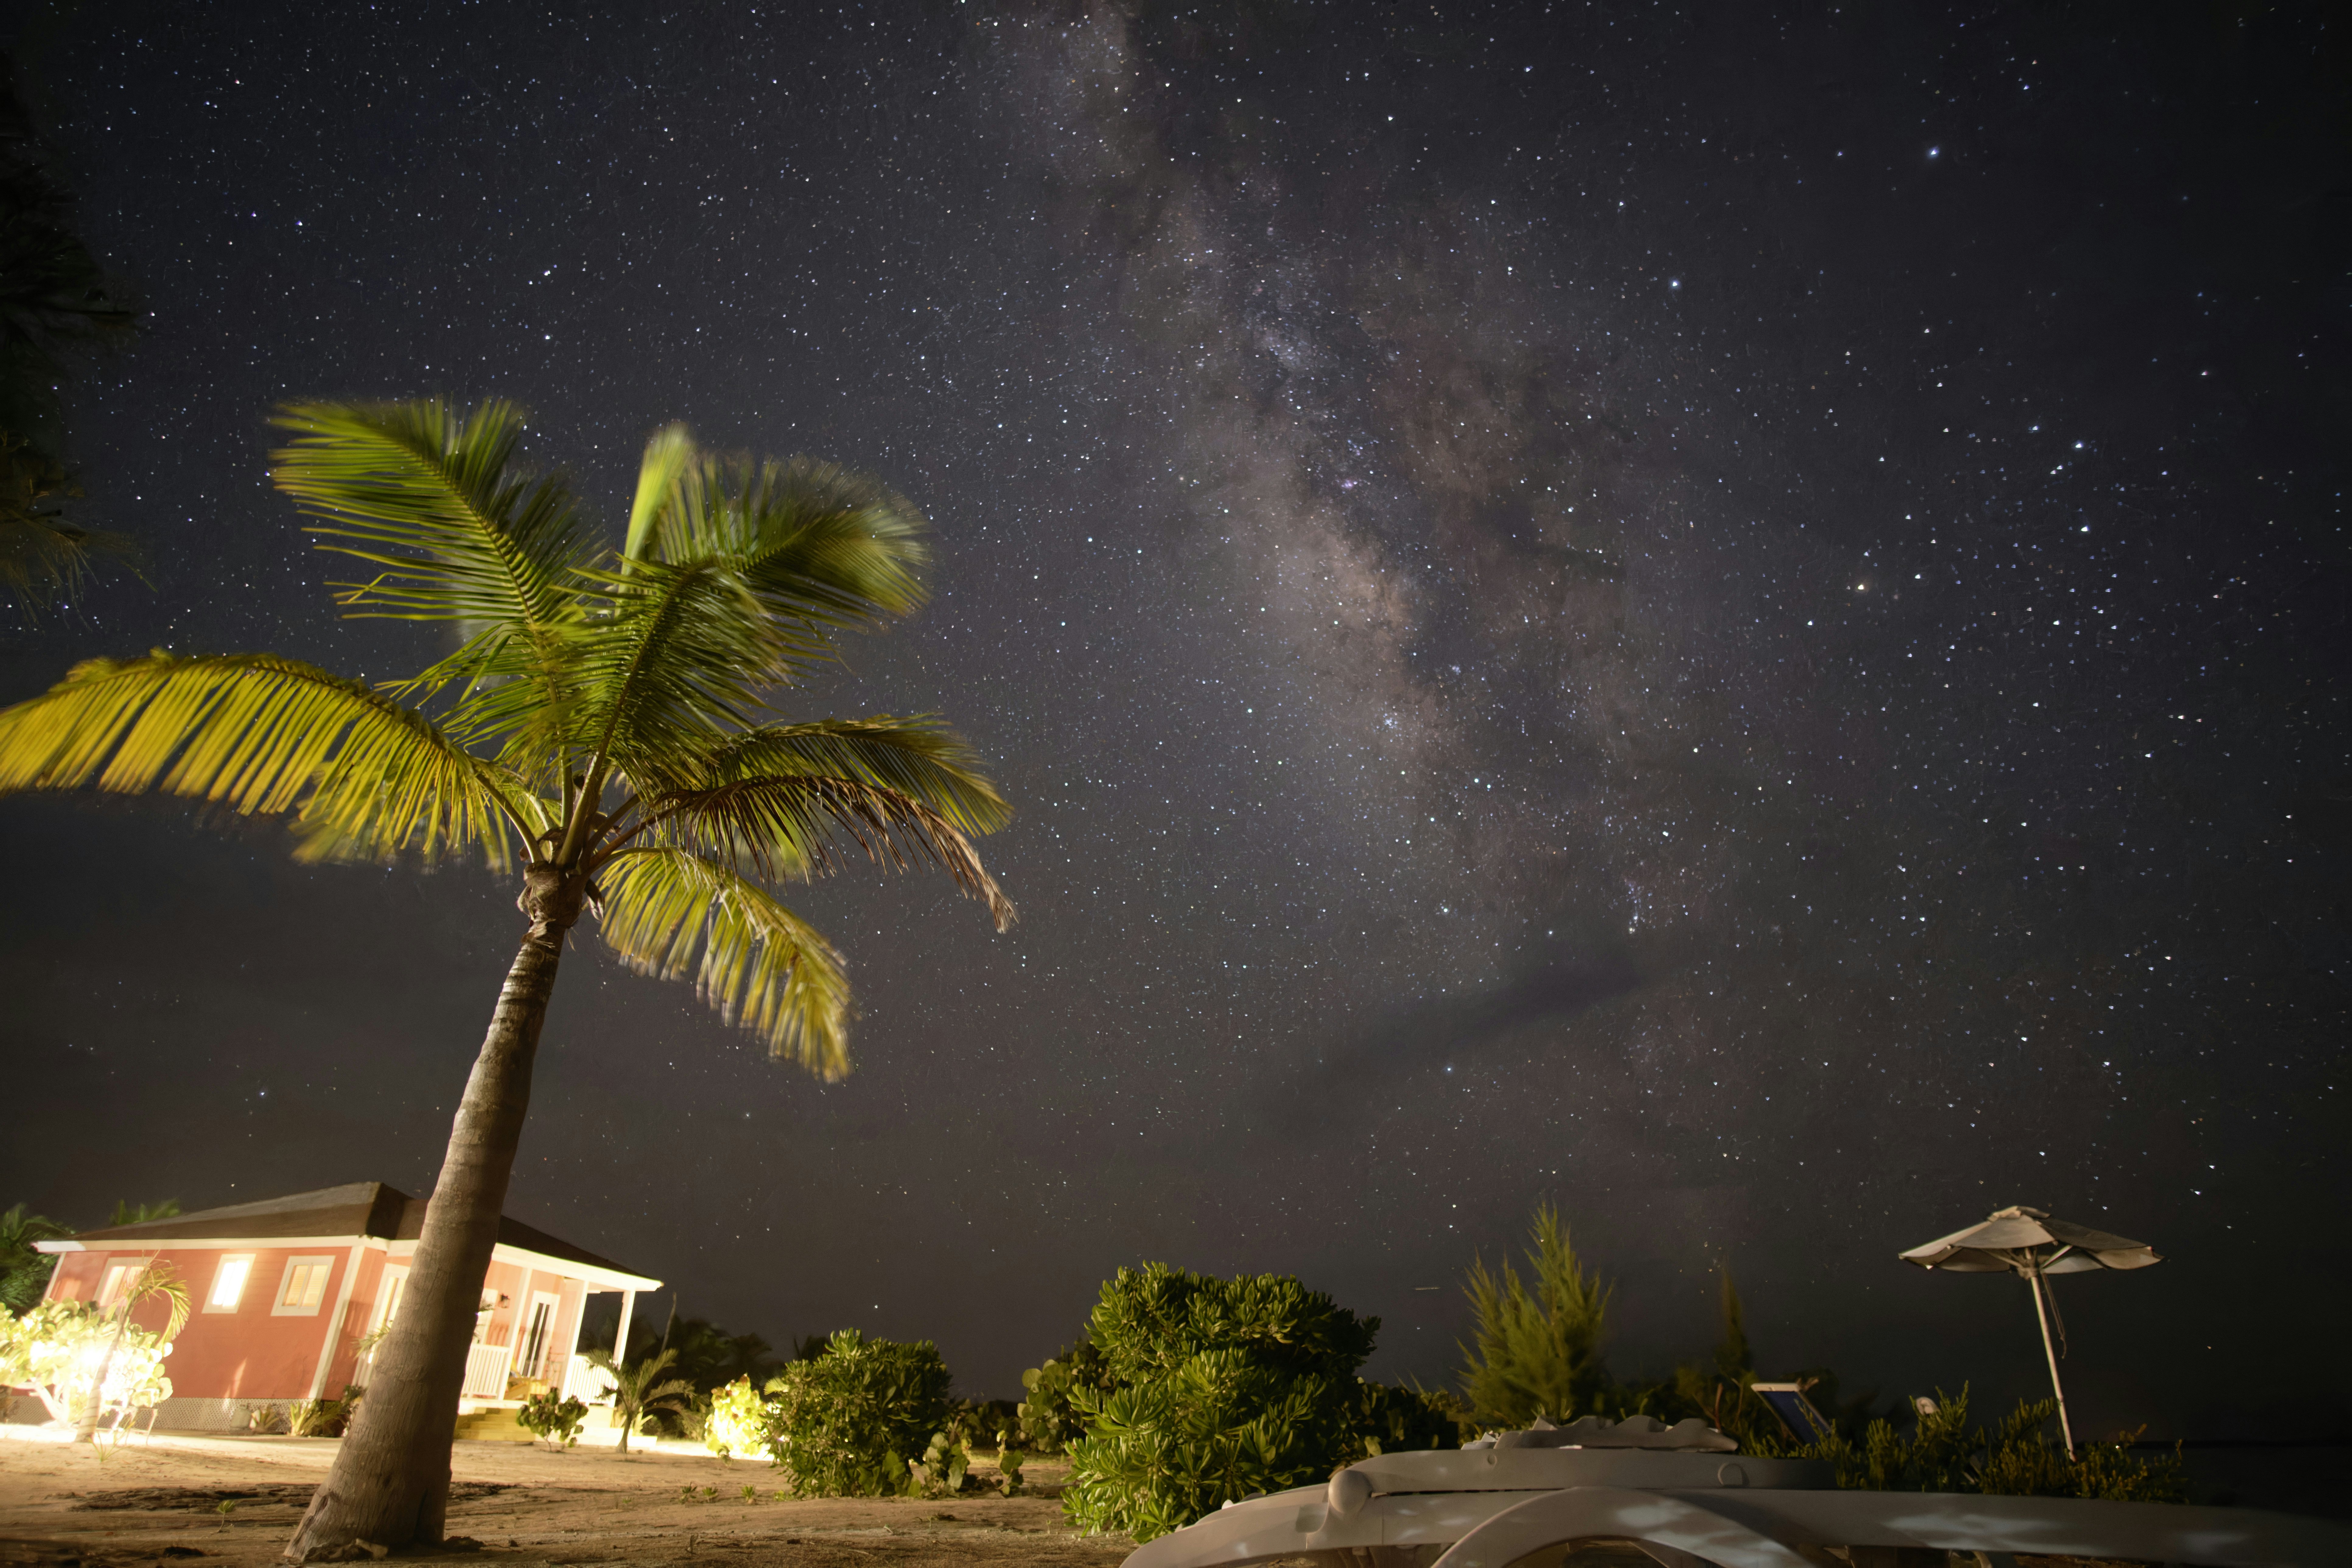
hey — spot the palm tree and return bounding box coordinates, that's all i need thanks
[75,1257,190,1442]
[0,1203,70,1312]
[582,1346,696,1454]
[0,399,1013,1552]
[0,51,143,618]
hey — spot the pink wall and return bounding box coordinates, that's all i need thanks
[48,1245,356,1402]
[47,1244,601,1403]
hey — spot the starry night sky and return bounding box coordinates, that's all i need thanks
[2,2,2344,1447]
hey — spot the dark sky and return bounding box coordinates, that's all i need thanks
[2,1,2344,1448]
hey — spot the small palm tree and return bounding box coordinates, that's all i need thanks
[583,1346,696,1454]
[0,399,1012,1551]
[75,1258,190,1442]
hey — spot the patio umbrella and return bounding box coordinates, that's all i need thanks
[1899,1204,2161,1455]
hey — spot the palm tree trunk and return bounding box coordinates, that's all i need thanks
[286,866,583,1560]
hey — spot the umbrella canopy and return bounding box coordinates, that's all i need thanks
[1898,1203,2161,1458]
[1900,1204,2161,1275]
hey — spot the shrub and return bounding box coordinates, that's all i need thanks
[763,1329,953,1497]
[948,1395,1020,1449]
[1349,1379,1465,1458]
[286,1397,345,1438]
[1017,1339,1113,1453]
[705,1376,771,1459]
[0,1300,176,1431]
[518,1391,590,1449]
[911,1429,971,1496]
[1459,1203,1614,1427]
[1059,1264,1387,1541]
[1773,1385,2185,1503]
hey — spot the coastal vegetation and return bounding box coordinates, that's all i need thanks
[0,399,1014,1555]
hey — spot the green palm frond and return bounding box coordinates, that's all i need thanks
[569,557,789,768]
[656,718,1013,835]
[617,774,1014,931]
[271,400,583,628]
[0,650,531,867]
[623,423,695,565]
[594,847,854,1078]
[656,454,929,635]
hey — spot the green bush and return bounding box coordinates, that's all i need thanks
[1771,1385,2184,1503]
[517,1391,589,1449]
[705,1375,770,1458]
[1059,1263,1405,1542]
[946,1395,1020,1449]
[762,1329,952,1497]
[911,1429,971,1496]
[1017,1338,1113,1453]
[1349,1379,1465,1458]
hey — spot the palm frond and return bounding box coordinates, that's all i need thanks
[569,557,789,765]
[623,423,695,564]
[656,454,928,638]
[594,847,854,1078]
[616,774,1014,932]
[0,508,142,620]
[691,717,1013,835]
[269,398,585,643]
[0,650,530,867]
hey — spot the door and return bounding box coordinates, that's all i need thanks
[518,1292,561,1380]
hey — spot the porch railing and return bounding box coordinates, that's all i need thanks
[460,1342,514,1400]
[560,1354,617,1405]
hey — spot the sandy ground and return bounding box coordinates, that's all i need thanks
[0,1430,1139,1568]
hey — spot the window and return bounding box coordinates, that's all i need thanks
[273,1256,337,1316]
[97,1261,146,1307]
[375,1268,408,1332]
[206,1255,255,1312]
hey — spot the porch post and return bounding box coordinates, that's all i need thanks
[613,1289,636,1367]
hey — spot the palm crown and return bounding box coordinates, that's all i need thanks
[0,398,1013,1077]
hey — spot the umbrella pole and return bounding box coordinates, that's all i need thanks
[2026,1262,2076,1457]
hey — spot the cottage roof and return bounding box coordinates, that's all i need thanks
[43,1181,659,1290]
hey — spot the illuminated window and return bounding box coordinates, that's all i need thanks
[273,1256,337,1316]
[97,1262,146,1307]
[206,1255,255,1312]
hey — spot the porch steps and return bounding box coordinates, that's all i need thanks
[453,1406,533,1443]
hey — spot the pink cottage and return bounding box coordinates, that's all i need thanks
[34,1182,661,1431]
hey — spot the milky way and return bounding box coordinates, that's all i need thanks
[1,3,2341,1439]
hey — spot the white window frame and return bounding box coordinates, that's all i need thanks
[272,1254,338,1317]
[97,1260,147,1307]
[374,1266,409,1332]
[204,1253,256,1313]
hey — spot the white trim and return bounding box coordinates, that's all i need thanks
[38,1235,369,1254]
[307,1243,366,1400]
[203,1254,255,1313]
[272,1255,337,1317]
